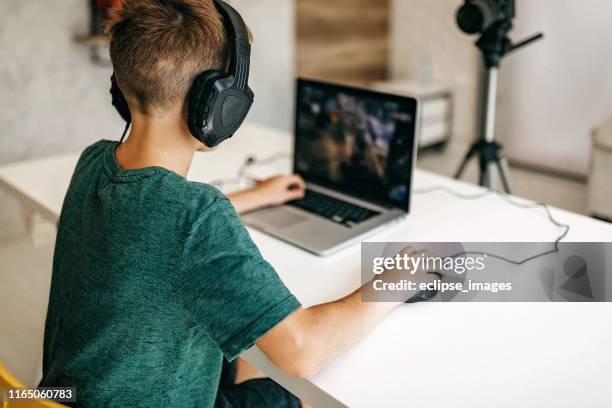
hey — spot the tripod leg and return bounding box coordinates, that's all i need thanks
[481,162,498,190]
[455,147,476,180]
[479,167,487,187]
[497,156,513,194]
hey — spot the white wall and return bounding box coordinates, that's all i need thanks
[231,0,296,133]
[496,0,612,176]
[0,0,121,165]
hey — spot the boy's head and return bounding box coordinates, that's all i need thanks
[105,0,228,116]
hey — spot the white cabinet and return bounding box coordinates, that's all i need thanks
[373,80,453,149]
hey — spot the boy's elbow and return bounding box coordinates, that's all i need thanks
[276,352,322,379]
[260,316,324,378]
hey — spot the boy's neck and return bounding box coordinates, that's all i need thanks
[115,108,199,178]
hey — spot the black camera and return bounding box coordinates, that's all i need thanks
[456,0,515,34]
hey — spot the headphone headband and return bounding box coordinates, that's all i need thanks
[214,0,250,42]
[214,0,251,91]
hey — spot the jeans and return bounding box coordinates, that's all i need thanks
[214,359,301,408]
[61,360,301,408]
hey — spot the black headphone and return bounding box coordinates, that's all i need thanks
[110,0,254,148]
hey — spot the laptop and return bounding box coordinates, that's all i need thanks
[242,78,419,256]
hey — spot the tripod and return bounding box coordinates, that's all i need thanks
[455,20,543,193]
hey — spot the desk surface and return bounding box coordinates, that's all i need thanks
[2,123,612,407]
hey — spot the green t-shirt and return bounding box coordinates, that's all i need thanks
[40,141,301,407]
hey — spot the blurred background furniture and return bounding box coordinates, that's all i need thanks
[373,79,453,149]
[589,116,612,221]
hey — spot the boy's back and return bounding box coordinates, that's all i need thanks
[41,141,300,407]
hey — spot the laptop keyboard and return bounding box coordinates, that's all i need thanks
[288,189,381,227]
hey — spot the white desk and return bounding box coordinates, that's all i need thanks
[2,123,612,408]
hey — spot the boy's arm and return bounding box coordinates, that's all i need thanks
[256,289,401,378]
[228,175,306,214]
[257,250,441,378]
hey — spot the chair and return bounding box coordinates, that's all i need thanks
[0,362,68,408]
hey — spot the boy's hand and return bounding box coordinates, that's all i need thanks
[253,175,306,206]
[228,174,306,215]
[363,247,444,303]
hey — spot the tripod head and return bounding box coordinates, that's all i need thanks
[456,0,543,68]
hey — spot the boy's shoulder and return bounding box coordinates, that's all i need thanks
[150,178,235,236]
[180,179,229,216]
[80,139,115,163]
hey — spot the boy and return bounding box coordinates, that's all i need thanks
[40,1,439,407]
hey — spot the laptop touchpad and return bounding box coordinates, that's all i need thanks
[250,208,309,230]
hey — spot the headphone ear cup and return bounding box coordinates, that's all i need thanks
[187,70,227,146]
[111,75,131,123]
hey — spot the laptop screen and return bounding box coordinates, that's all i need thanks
[294,79,418,211]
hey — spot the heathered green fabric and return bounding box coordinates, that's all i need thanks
[40,141,301,408]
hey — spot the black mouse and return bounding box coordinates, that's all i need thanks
[406,288,438,304]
